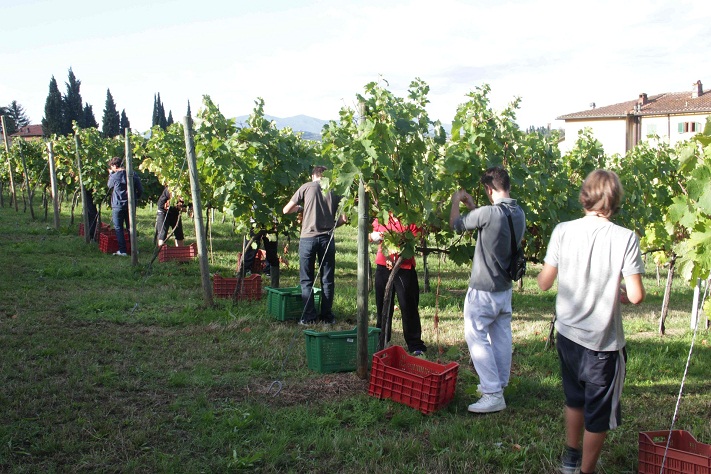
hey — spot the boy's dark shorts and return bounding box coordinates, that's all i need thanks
[556,333,626,432]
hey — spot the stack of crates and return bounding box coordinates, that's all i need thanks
[99,230,131,254]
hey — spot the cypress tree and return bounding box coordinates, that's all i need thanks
[152,94,160,128]
[102,89,120,138]
[152,93,168,129]
[158,101,167,130]
[119,109,130,136]
[82,103,98,129]
[167,111,174,126]
[42,76,64,136]
[63,67,83,134]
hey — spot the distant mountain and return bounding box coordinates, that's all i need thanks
[234,114,452,140]
[234,114,329,140]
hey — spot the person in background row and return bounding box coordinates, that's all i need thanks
[155,185,185,248]
[107,156,143,257]
[283,166,347,325]
[83,189,98,241]
[242,228,281,288]
[449,166,526,414]
[537,169,645,474]
[370,214,427,355]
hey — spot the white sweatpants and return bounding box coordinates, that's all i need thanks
[463,287,513,394]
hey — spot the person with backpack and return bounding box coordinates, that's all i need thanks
[449,166,526,413]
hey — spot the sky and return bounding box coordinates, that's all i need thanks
[2,0,710,133]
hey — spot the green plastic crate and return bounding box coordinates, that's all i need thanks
[303,327,382,373]
[265,286,321,321]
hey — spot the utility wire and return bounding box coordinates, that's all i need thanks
[658,277,709,474]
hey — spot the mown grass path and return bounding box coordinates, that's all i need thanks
[1,205,709,473]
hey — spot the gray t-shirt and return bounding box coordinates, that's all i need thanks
[453,198,526,292]
[544,216,644,351]
[291,180,341,238]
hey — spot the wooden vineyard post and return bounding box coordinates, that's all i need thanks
[124,130,139,266]
[47,142,61,230]
[75,135,91,245]
[1,115,18,211]
[422,249,430,293]
[18,144,35,219]
[356,175,370,379]
[658,253,676,335]
[690,278,702,330]
[183,112,213,307]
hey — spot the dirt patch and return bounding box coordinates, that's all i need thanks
[229,373,371,408]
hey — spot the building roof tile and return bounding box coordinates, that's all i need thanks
[9,124,44,138]
[557,83,711,120]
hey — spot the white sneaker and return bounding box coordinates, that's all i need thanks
[468,392,506,413]
[114,251,128,257]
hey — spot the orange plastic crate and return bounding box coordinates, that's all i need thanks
[213,273,262,300]
[98,231,131,254]
[638,430,711,474]
[159,243,197,262]
[368,345,459,415]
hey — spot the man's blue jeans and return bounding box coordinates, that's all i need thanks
[112,206,129,253]
[299,233,336,322]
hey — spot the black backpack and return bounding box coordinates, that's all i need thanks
[498,204,526,281]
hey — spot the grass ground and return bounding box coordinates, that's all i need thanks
[0,201,709,473]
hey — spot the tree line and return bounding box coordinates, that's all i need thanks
[2,67,174,139]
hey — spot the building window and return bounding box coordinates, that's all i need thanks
[678,122,703,134]
[646,124,657,136]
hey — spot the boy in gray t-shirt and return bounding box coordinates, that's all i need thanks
[538,169,645,474]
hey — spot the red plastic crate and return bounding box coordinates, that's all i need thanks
[79,222,111,238]
[213,273,262,300]
[236,249,266,273]
[98,230,131,254]
[368,345,459,415]
[638,430,711,474]
[159,243,197,262]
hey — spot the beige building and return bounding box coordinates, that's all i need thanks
[557,80,711,156]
